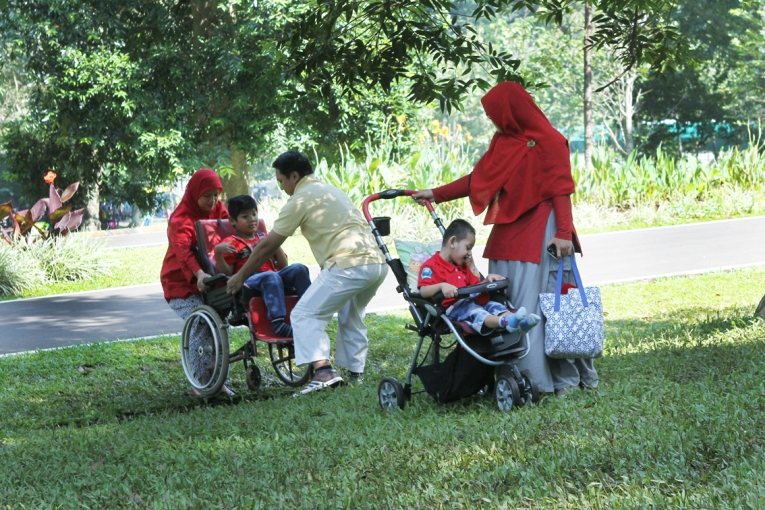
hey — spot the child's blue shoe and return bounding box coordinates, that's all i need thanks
[519,313,541,333]
[501,307,527,333]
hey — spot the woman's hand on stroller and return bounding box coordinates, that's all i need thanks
[484,274,506,282]
[412,189,434,206]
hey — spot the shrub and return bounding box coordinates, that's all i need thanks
[0,242,42,295]
[18,236,113,282]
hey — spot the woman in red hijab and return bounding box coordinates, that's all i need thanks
[161,168,228,313]
[414,82,598,396]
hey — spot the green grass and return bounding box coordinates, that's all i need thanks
[2,267,764,507]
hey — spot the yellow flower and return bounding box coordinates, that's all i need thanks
[431,119,440,129]
[466,133,473,143]
[440,127,449,137]
[397,115,406,124]
[455,124,462,132]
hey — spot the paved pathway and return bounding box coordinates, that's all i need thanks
[2,216,764,354]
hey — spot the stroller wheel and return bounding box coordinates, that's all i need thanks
[378,377,406,411]
[245,365,262,391]
[181,305,230,398]
[495,376,520,412]
[521,370,540,404]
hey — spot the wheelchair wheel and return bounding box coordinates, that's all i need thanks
[495,376,520,412]
[246,365,262,391]
[378,377,406,411]
[181,305,230,397]
[268,342,311,387]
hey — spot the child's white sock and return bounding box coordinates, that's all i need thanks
[519,313,541,333]
[500,307,527,333]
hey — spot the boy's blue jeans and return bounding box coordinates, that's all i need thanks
[243,264,311,321]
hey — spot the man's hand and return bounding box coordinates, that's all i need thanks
[440,283,459,299]
[214,242,236,255]
[226,272,244,295]
[547,237,574,258]
[485,274,506,282]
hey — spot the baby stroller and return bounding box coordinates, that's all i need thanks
[362,190,540,412]
[179,218,310,397]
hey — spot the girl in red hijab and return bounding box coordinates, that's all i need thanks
[161,168,228,304]
[161,169,230,396]
[414,82,598,396]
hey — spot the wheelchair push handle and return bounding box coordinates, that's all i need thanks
[362,189,435,220]
[202,273,229,288]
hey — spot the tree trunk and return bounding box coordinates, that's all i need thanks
[82,185,100,231]
[130,205,142,228]
[624,73,635,154]
[583,3,594,171]
[222,147,250,200]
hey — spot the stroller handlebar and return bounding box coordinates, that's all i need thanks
[432,279,509,304]
[362,189,434,220]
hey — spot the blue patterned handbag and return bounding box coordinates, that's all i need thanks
[539,255,604,359]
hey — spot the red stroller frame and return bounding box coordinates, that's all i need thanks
[179,218,310,397]
[362,189,539,412]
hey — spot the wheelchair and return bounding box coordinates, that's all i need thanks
[180,218,310,397]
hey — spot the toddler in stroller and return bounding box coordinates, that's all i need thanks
[417,218,540,336]
[362,189,541,412]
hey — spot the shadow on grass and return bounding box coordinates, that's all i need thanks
[51,389,296,430]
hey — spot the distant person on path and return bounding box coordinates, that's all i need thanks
[160,169,234,395]
[417,219,540,335]
[226,151,388,395]
[214,194,311,338]
[413,82,598,396]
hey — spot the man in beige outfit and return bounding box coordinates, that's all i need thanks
[227,151,388,394]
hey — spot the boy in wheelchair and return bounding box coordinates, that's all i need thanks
[214,195,311,337]
[417,219,540,335]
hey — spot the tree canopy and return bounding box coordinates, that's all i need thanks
[1,0,746,214]
[282,0,686,112]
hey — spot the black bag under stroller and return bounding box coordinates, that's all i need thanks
[362,189,540,412]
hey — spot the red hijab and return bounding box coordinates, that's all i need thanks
[169,168,228,226]
[469,82,575,225]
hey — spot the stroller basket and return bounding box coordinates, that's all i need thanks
[372,216,391,236]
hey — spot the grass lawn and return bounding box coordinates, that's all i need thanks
[1,267,764,507]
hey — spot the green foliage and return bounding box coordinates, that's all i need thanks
[313,124,482,240]
[572,141,765,206]
[1,267,765,506]
[18,235,114,283]
[0,235,111,296]
[637,0,765,153]
[0,241,42,295]
[281,0,685,113]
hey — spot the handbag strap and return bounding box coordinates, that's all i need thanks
[554,255,589,311]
